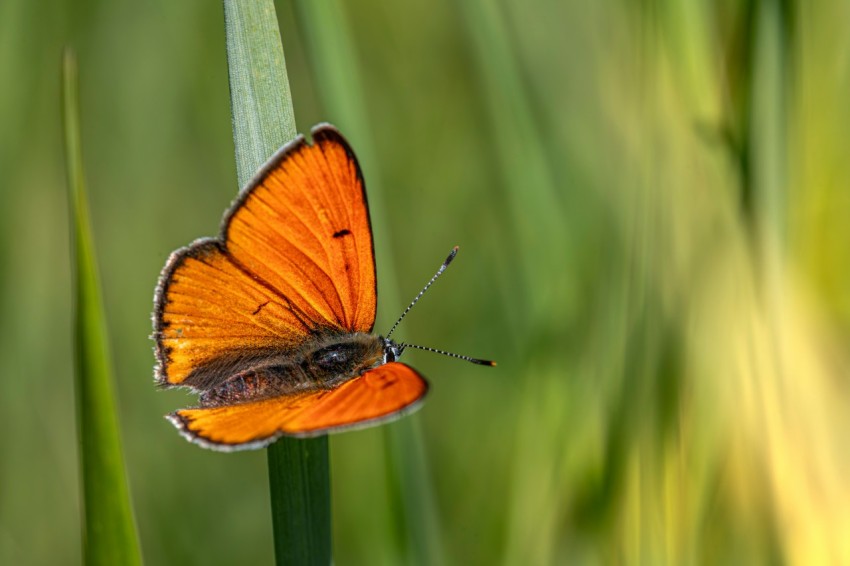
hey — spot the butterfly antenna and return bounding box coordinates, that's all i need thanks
[385,246,459,340]
[399,342,496,366]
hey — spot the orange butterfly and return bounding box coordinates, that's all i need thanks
[153,124,493,451]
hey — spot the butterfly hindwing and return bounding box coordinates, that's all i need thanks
[169,362,429,450]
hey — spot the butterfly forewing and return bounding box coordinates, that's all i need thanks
[224,127,376,333]
[154,126,377,389]
[155,240,312,387]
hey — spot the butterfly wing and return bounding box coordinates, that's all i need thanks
[169,362,428,450]
[223,125,376,334]
[154,125,376,389]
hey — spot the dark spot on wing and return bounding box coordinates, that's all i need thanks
[252,301,270,315]
[333,229,351,238]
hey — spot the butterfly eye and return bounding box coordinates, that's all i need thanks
[381,339,402,363]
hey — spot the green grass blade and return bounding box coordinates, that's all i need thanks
[61,48,142,566]
[224,0,297,186]
[267,435,331,565]
[222,2,331,564]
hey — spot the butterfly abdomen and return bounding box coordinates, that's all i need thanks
[198,333,386,407]
[198,366,292,407]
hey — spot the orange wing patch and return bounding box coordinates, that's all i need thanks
[169,363,428,450]
[155,240,316,387]
[154,125,376,388]
[224,127,376,334]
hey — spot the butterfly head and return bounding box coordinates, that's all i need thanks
[381,337,404,364]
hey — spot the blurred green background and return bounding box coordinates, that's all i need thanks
[3,0,850,564]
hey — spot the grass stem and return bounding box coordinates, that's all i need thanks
[221,2,331,563]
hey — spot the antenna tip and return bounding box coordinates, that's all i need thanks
[444,246,459,266]
[473,359,496,367]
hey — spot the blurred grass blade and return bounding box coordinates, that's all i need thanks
[459,0,567,326]
[457,3,572,562]
[750,0,788,250]
[222,2,331,564]
[294,2,444,564]
[383,420,444,566]
[61,48,142,566]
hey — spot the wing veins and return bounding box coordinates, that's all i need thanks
[286,152,354,327]
[232,200,349,329]
[222,249,323,335]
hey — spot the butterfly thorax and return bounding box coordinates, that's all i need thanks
[198,333,387,407]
